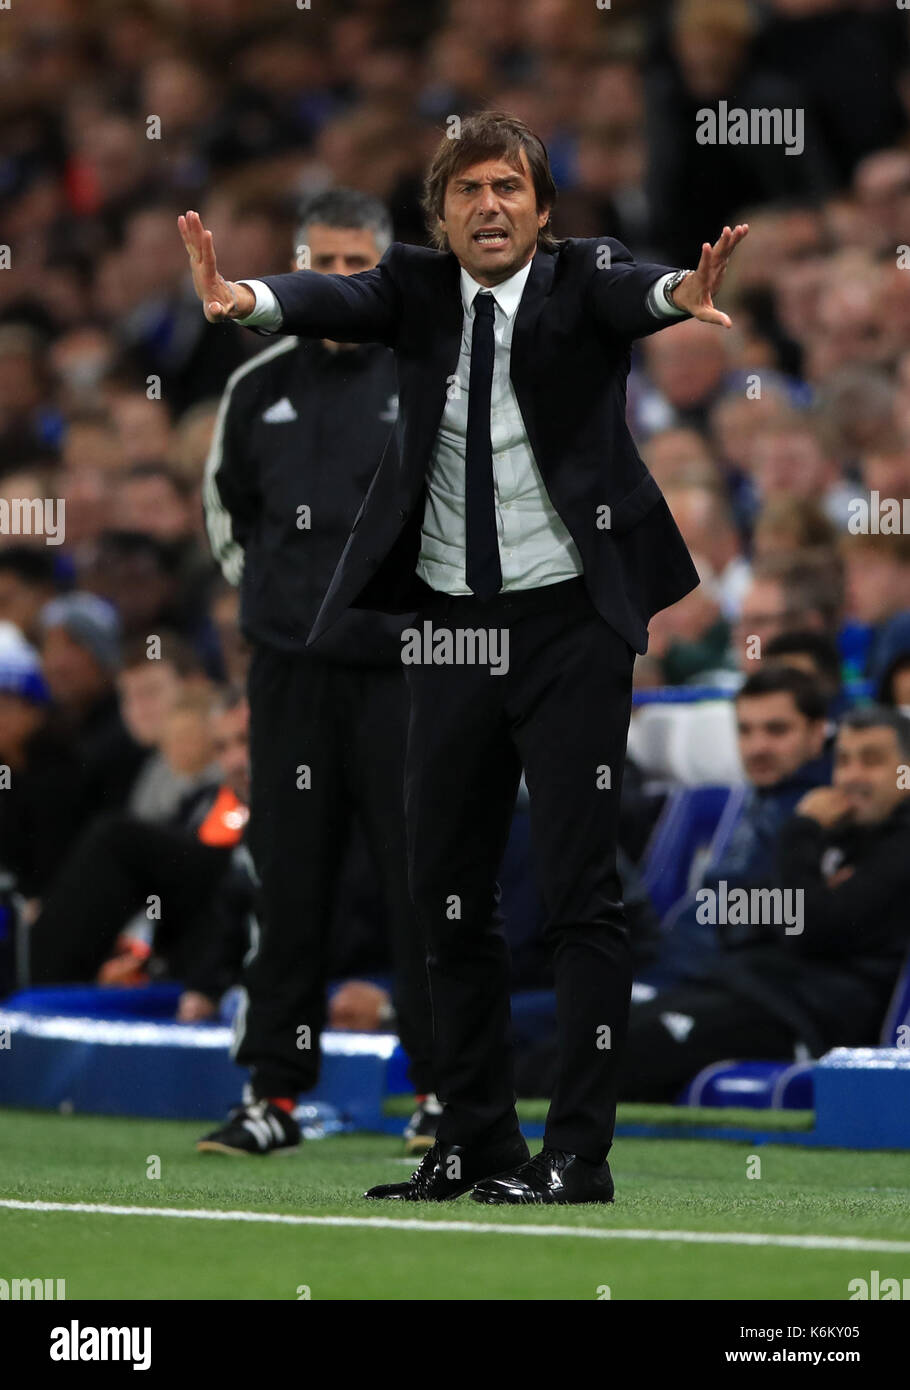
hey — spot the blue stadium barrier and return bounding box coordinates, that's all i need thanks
[6,984,183,1020]
[813,1049,910,1149]
[0,1007,397,1128]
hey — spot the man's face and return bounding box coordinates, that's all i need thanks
[212,699,250,804]
[41,627,111,706]
[293,224,381,277]
[117,660,183,747]
[439,150,549,286]
[735,578,824,668]
[0,692,43,757]
[834,725,907,825]
[751,430,829,499]
[736,691,826,788]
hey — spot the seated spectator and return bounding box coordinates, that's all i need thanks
[38,591,146,816]
[22,688,245,990]
[868,611,910,716]
[733,550,843,671]
[619,705,910,1100]
[748,413,856,529]
[117,632,216,822]
[641,665,831,988]
[80,530,222,678]
[0,548,61,644]
[0,624,85,901]
[841,532,910,677]
[664,482,751,622]
[762,629,845,716]
[752,495,838,562]
[643,557,737,687]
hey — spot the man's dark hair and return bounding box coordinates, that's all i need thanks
[421,110,559,253]
[212,682,248,716]
[736,665,828,722]
[295,188,393,258]
[0,546,58,588]
[763,630,842,695]
[751,550,844,634]
[96,530,180,574]
[838,704,910,762]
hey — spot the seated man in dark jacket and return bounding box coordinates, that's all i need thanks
[619,704,910,1100]
[644,664,831,988]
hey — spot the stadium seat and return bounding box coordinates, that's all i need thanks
[676,956,910,1113]
[641,785,736,916]
[879,948,910,1045]
[679,1058,814,1110]
[628,697,744,786]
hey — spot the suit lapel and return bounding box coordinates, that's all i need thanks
[405,253,463,495]
[509,248,556,476]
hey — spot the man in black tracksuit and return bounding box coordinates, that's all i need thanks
[199,190,435,1156]
[619,705,910,1100]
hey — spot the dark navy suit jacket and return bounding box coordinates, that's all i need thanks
[255,236,700,654]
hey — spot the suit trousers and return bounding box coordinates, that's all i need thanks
[404,576,635,1164]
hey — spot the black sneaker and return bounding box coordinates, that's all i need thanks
[197,1101,301,1156]
[402,1094,442,1155]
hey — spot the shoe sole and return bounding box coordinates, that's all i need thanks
[471,1189,614,1206]
[366,1154,532,1201]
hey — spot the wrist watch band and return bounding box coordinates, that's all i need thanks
[662,269,693,313]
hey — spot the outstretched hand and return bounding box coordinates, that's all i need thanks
[177,210,254,322]
[671,223,749,328]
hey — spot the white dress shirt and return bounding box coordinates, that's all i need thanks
[237,262,684,594]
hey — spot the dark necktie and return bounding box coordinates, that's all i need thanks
[464,291,502,599]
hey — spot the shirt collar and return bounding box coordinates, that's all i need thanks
[460,256,534,320]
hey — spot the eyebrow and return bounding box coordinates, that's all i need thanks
[454,174,525,188]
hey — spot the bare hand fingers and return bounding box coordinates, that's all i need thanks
[694,304,732,329]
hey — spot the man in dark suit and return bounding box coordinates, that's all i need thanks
[179,111,747,1205]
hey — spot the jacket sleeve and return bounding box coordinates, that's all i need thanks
[203,367,258,586]
[776,814,910,959]
[586,237,682,342]
[255,244,403,346]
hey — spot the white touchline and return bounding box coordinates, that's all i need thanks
[1,1198,909,1252]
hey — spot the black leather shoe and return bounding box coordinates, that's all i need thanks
[471,1147,615,1205]
[364,1134,530,1201]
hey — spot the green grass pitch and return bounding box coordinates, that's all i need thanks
[2,1107,909,1301]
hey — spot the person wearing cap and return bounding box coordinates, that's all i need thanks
[0,623,85,916]
[38,592,146,818]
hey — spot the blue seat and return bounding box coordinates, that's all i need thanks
[641,786,739,917]
[678,952,910,1111]
[879,948,910,1045]
[679,1058,814,1110]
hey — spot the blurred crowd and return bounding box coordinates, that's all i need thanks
[3,0,910,1026]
